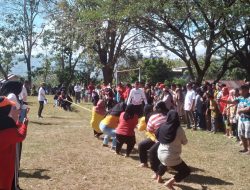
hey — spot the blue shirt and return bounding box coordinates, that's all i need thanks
[236,96,250,121]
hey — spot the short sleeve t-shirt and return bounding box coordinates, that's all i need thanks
[236,96,250,121]
[184,90,195,111]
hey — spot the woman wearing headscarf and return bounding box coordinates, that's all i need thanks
[99,102,126,150]
[0,97,28,190]
[0,81,23,190]
[157,110,190,189]
[90,100,106,138]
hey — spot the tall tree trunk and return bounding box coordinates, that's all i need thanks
[102,65,114,84]
[195,70,205,85]
[27,58,32,84]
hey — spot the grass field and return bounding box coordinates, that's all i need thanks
[19,96,250,190]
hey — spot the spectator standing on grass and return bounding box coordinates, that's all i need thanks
[157,110,190,189]
[38,83,47,118]
[127,81,148,117]
[194,88,206,130]
[74,83,82,104]
[224,85,250,154]
[184,83,196,130]
[208,93,220,133]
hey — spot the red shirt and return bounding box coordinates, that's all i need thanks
[219,95,229,114]
[0,124,27,190]
[116,112,138,136]
[123,88,131,100]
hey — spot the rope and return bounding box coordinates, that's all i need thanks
[64,99,92,112]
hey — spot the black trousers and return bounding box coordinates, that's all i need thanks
[149,142,161,173]
[116,134,136,156]
[38,101,44,117]
[171,161,191,182]
[138,138,155,164]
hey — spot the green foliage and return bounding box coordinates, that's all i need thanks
[141,58,172,84]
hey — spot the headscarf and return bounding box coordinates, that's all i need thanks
[144,104,153,123]
[94,100,106,115]
[0,97,17,131]
[0,81,23,97]
[109,102,126,116]
[156,110,180,144]
[228,89,235,102]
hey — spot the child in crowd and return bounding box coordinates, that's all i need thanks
[157,110,190,189]
[115,104,138,157]
[0,97,29,190]
[90,100,106,138]
[208,93,220,133]
[99,102,126,150]
[53,91,60,107]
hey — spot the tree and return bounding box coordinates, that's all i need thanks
[1,0,45,84]
[129,0,247,84]
[76,0,142,84]
[0,20,20,80]
[141,58,172,84]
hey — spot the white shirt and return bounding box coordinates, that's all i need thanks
[184,89,195,111]
[19,85,28,102]
[158,127,188,167]
[127,88,148,105]
[74,85,82,93]
[7,93,21,110]
[38,87,46,101]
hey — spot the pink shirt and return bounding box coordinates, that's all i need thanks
[147,113,168,133]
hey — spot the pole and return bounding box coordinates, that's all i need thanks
[115,70,118,86]
[139,67,141,82]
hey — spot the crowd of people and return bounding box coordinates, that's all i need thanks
[89,80,250,189]
[0,78,249,190]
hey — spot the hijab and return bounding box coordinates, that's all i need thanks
[94,100,106,115]
[0,97,17,131]
[109,102,126,116]
[156,110,180,144]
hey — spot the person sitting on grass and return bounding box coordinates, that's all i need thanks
[0,97,29,190]
[99,102,126,151]
[90,100,106,138]
[115,104,138,157]
[157,110,190,190]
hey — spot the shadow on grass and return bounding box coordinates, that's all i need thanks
[175,184,208,190]
[19,169,50,180]
[30,121,58,126]
[184,173,234,186]
[190,166,205,173]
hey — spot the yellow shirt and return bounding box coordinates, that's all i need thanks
[137,117,156,142]
[100,115,119,129]
[90,108,105,133]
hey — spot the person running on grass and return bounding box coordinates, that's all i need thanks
[157,110,190,189]
[115,104,138,157]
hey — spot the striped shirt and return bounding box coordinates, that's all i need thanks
[147,113,168,133]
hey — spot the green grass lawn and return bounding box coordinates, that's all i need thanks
[19,96,250,190]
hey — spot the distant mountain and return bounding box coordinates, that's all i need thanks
[11,57,42,76]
